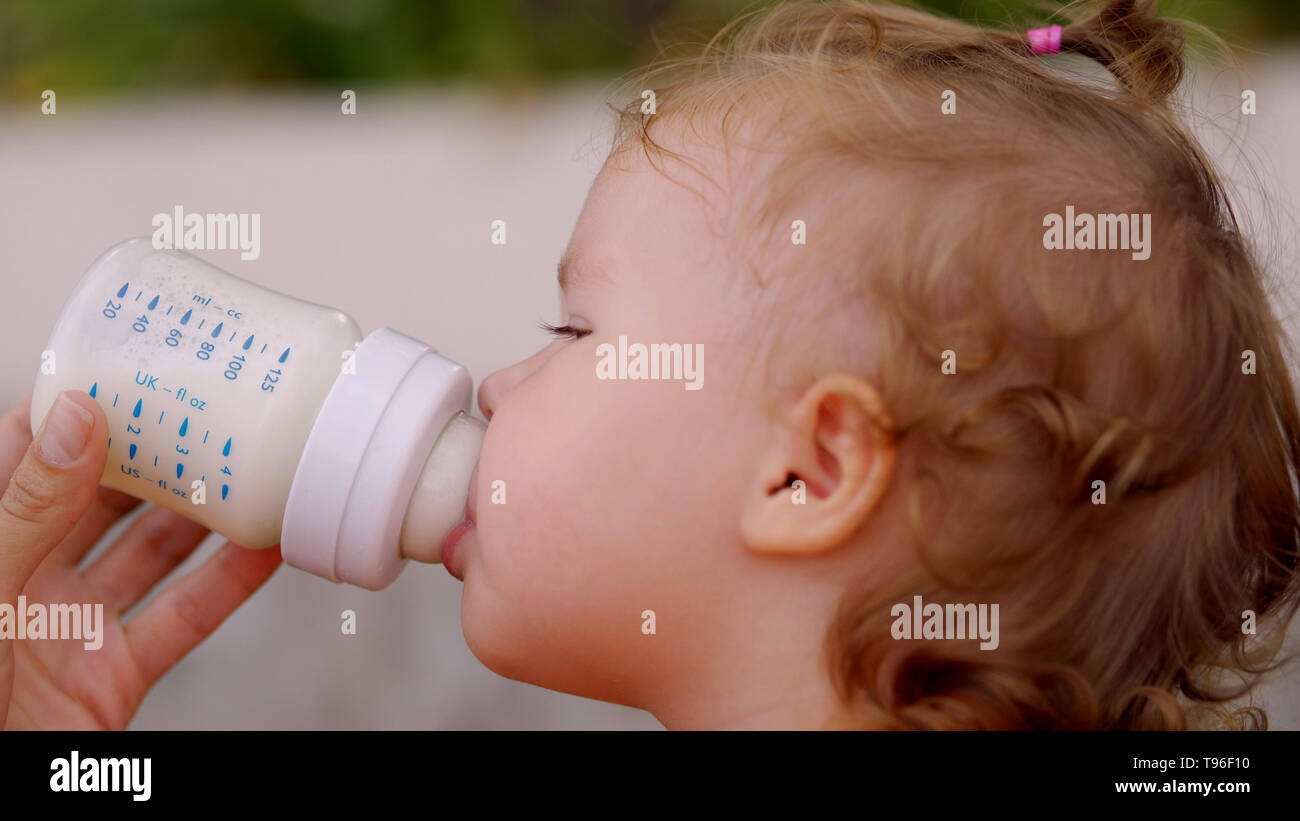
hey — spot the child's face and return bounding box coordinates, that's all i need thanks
[457,134,825,723]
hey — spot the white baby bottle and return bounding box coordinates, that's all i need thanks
[30,238,484,590]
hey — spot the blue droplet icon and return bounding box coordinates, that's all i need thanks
[132,398,142,418]
[176,463,184,479]
[222,437,231,457]
[148,294,159,310]
[89,382,97,398]
[179,417,188,436]
[221,484,229,500]
[128,443,137,459]
[211,321,223,338]
[242,334,254,350]
[279,348,290,363]
[181,309,192,325]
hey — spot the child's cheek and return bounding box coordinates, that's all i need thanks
[468,387,587,578]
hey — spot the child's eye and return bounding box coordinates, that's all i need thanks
[539,321,592,341]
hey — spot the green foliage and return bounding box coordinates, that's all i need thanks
[0,0,1291,99]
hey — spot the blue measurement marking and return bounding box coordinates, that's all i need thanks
[112,393,119,407]
[148,295,159,310]
[166,305,173,315]
[129,443,137,459]
[157,410,164,424]
[243,334,254,350]
[279,348,290,363]
[89,381,97,398]
[116,283,129,298]
[260,344,267,354]
[107,437,111,447]
[221,484,229,500]
[211,321,223,338]
[229,330,237,342]
[179,417,188,436]
[199,319,205,329]
[176,463,184,479]
[132,398,142,418]
[135,291,142,302]
[181,309,192,325]
[222,437,231,457]
[203,430,209,444]
[153,455,158,467]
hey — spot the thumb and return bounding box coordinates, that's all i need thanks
[0,390,107,598]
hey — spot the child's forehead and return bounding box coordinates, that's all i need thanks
[594,117,797,239]
[583,145,725,239]
[558,150,758,306]
[572,102,916,315]
[573,161,723,274]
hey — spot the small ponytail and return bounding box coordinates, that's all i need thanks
[1056,0,1185,101]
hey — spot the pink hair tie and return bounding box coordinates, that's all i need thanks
[1027,25,1062,56]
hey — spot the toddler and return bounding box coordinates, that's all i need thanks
[452,0,1300,729]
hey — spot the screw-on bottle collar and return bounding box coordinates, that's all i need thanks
[282,327,472,589]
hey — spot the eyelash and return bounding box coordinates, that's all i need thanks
[539,321,591,341]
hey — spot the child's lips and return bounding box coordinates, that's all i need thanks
[442,463,480,581]
[441,518,472,581]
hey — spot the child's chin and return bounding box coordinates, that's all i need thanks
[460,592,611,699]
[459,583,530,681]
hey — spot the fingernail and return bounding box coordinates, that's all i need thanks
[38,393,93,466]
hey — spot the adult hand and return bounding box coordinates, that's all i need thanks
[0,390,281,729]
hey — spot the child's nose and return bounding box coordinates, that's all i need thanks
[476,345,552,420]
[477,369,505,420]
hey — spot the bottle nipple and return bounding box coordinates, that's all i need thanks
[400,412,487,563]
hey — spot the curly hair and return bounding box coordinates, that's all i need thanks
[606,0,1300,729]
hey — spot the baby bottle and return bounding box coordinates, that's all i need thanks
[30,238,484,590]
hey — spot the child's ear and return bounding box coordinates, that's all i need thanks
[741,373,896,555]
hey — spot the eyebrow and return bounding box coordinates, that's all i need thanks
[557,250,606,291]
[557,250,580,291]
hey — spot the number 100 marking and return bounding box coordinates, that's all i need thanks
[225,354,246,381]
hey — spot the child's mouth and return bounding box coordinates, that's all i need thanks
[441,463,479,580]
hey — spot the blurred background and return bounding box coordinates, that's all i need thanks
[0,0,1297,729]
[2,0,1299,95]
